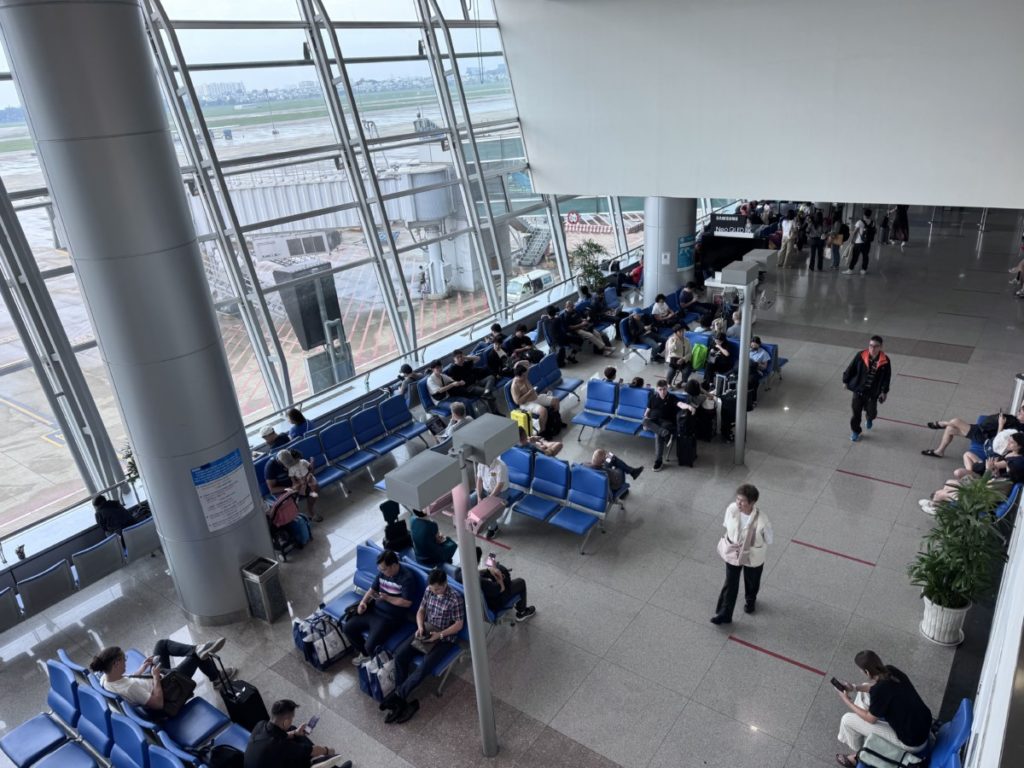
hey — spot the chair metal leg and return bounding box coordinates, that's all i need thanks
[579,529,595,554]
[434,653,462,697]
[577,425,587,442]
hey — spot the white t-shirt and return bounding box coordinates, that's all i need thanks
[852,219,867,244]
[102,674,154,707]
[476,459,508,494]
[427,371,454,397]
[288,459,311,480]
[652,300,671,319]
[781,219,795,240]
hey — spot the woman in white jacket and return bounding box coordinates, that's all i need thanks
[711,484,773,625]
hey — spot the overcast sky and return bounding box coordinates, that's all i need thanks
[0,0,500,108]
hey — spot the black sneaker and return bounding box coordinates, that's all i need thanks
[744,602,756,614]
[485,525,499,539]
[394,699,420,724]
[709,615,732,625]
[630,466,645,480]
[653,460,663,472]
[515,606,536,622]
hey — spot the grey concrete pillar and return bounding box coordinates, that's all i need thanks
[643,197,697,305]
[0,0,273,623]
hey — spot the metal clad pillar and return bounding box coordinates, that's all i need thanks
[0,0,273,622]
[643,197,696,305]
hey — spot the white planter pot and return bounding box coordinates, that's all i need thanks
[919,595,970,646]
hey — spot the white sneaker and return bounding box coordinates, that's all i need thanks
[860,269,867,275]
[841,269,853,275]
[196,637,226,659]
[351,653,370,667]
[918,499,937,516]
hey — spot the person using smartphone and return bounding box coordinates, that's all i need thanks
[833,651,932,767]
[341,550,415,668]
[244,699,351,768]
[454,546,536,623]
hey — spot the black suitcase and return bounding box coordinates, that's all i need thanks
[676,434,697,467]
[215,657,268,731]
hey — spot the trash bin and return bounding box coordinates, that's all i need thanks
[241,556,287,623]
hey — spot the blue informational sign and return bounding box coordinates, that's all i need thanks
[190,449,251,532]
[677,234,696,270]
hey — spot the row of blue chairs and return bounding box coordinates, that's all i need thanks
[0,518,161,636]
[499,354,585,415]
[571,381,658,442]
[500,447,621,554]
[0,653,246,768]
[255,394,431,500]
[323,545,469,697]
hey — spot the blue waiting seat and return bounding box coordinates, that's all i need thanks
[120,695,229,751]
[618,315,653,364]
[995,483,1022,522]
[512,454,569,522]
[922,698,972,768]
[548,466,608,554]
[416,377,473,419]
[0,714,68,767]
[77,684,114,758]
[379,394,430,445]
[110,713,149,768]
[571,380,618,440]
[72,533,125,589]
[290,435,349,493]
[320,420,377,477]
[535,354,583,401]
[34,742,99,768]
[254,453,273,500]
[500,447,534,504]
[122,517,161,563]
[149,745,187,768]
[0,585,22,634]
[323,564,424,656]
[46,659,80,728]
[351,407,406,456]
[17,559,76,617]
[605,385,655,438]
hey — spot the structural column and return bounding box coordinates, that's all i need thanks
[0,0,272,623]
[643,197,697,306]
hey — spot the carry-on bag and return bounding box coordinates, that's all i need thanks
[213,655,268,731]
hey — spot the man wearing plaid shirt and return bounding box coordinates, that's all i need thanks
[380,568,465,724]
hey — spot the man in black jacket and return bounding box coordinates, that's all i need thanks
[244,699,350,768]
[843,335,892,442]
[92,494,140,535]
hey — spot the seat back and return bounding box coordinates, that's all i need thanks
[72,534,125,588]
[77,684,114,757]
[930,699,972,768]
[417,377,438,409]
[537,315,558,348]
[351,408,386,448]
[110,713,148,768]
[994,483,1022,520]
[148,745,185,768]
[320,420,358,463]
[501,447,534,488]
[17,559,75,616]
[527,361,545,390]
[254,453,272,498]
[618,317,635,347]
[684,331,711,348]
[604,285,620,310]
[665,292,681,313]
[380,394,412,432]
[502,379,517,412]
[46,659,79,726]
[123,518,161,563]
[290,435,326,468]
[0,586,21,633]
[568,466,609,515]
[536,354,560,388]
[616,385,651,421]
[530,455,570,502]
[584,380,618,416]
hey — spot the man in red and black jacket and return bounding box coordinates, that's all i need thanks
[842,335,892,442]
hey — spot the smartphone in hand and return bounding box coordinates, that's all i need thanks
[830,677,847,692]
[306,714,320,732]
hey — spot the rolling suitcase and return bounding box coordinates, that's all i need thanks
[676,434,697,467]
[214,656,268,730]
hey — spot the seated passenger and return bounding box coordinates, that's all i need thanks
[651,293,677,327]
[264,450,293,497]
[626,311,665,362]
[505,324,533,353]
[692,311,716,333]
[287,408,312,440]
[664,325,693,386]
[245,698,351,768]
[439,401,474,440]
[678,281,715,316]
[542,304,579,364]
[410,508,457,566]
[922,403,1024,458]
[343,549,416,666]
[918,466,1019,515]
[643,379,697,472]
[485,337,512,379]
[90,638,235,715]
[516,425,563,457]
[584,448,643,497]
[379,500,412,553]
[703,332,734,383]
[954,431,1024,481]
[92,493,139,535]
[478,453,510,540]
[725,311,742,338]
[455,546,535,622]
[396,363,423,400]
[259,425,290,452]
[446,349,498,413]
[628,376,645,388]
[379,569,465,725]
[833,650,932,767]
[560,299,611,356]
[748,336,772,376]
[509,335,544,366]
[592,365,623,384]
[510,363,560,434]
[276,449,320,521]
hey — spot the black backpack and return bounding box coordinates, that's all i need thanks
[862,221,877,243]
[194,745,244,768]
[839,222,851,240]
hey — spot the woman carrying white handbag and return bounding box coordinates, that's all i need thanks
[710,484,773,625]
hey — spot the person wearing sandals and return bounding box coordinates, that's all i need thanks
[833,650,932,767]
[710,484,772,625]
[921,404,1024,458]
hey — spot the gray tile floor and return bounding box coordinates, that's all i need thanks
[1,207,1022,768]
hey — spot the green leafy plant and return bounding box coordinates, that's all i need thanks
[907,475,1007,609]
[121,442,139,485]
[568,239,610,290]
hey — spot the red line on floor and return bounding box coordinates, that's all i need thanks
[876,416,929,429]
[474,533,511,551]
[896,373,959,385]
[728,636,826,677]
[790,539,876,567]
[834,468,913,489]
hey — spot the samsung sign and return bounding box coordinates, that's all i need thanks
[709,214,755,239]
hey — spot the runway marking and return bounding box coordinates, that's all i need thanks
[896,373,959,385]
[790,539,876,567]
[474,533,511,551]
[875,416,928,429]
[937,311,986,319]
[0,395,55,427]
[834,468,913,489]
[727,636,826,677]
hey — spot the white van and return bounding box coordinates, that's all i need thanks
[506,269,555,305]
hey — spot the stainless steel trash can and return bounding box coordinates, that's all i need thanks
[241,556,286,623]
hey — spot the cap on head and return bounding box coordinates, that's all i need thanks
[260,426,275,438]
[271,699,299,716]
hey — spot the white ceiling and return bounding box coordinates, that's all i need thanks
[493,0,1024,207]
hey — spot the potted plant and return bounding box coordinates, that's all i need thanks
[120,442,141,505]
[568,239,610,291]
[907,475,1007,645]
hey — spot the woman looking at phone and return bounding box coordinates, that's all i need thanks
[833,650,932,767]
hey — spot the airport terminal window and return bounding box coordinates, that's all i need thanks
[163,0,302,21]
[619,196,647,252]
[559,196,619,259]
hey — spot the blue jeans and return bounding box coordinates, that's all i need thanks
[830,244,841,268]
